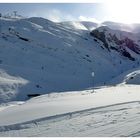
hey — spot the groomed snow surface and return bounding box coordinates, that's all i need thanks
[1,84,140,137]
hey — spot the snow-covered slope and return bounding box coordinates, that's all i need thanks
[108,67,140,85]
[0,85,140,136]
[1,17,140,136]
[0,17,140,102]
[90,26,140,60]
[0,84,139,126]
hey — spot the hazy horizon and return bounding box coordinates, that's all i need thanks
[0,2,140,24]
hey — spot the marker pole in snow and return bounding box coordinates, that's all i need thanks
[91,72,95,93]
[0,13,1,35]
[13,11,17,18]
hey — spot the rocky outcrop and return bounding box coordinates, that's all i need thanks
[90,29,110,51]
[90,27,140,61]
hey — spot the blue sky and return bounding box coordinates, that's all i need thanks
[0,2,140,24]
[0,3,107,23]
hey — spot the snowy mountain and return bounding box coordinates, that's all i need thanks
[59,21,98,31]
[90,26,140,61]
[0,17,140,102]
[1,17,140,137]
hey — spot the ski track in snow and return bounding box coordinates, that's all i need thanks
[1,101,140,137]
[0,85,140,136]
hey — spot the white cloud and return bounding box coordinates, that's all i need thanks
[46,10,78,22]
[28,9,100,23]
[28,9,76,22]
[78,16,100,23]
[28,9,62,22]
[45,9,62,22]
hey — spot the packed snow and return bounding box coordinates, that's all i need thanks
[0,85,140,136]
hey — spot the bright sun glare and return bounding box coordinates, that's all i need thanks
[105,0,140,24]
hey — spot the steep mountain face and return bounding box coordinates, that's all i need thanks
[0,17,140,102]
[90,26,140,61]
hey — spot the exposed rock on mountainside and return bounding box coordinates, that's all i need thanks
[90,26,140,61]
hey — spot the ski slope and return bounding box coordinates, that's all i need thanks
[0,17,140,103]
[0,85,140,136]
[1,16,140,136]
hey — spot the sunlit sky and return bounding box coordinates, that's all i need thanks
[0,1,140,24]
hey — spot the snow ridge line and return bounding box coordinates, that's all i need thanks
[0,100,140,132]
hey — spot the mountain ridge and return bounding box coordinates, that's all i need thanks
[0,17,140,102]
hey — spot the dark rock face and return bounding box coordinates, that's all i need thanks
[90,29,110,51]
[90,27,140,61]
[9,27,29,42]
[109,33,140,54]
[123,38,140,54]
[27,94,41,98]
[121,49,135,61]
